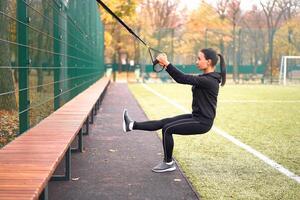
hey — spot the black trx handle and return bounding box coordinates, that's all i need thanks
[148,48,163,72]
[96,0,164,72]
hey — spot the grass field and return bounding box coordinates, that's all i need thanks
[129,83,300,200]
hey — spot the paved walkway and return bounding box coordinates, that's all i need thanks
[49,83,199,200]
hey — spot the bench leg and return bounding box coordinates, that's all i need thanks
[83,117,89,135]
[94,105,97,115]
[89,110,94,124]
[96,99,100,110]
[39,185,48,200]
[51,147,71,181]
[72,129,83,153]
[99,99,101,108]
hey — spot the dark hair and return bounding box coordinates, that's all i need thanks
[201,48,226,86]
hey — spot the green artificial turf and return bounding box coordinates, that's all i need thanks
[129,83,300,200]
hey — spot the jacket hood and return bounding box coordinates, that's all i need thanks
[205,72,222,83]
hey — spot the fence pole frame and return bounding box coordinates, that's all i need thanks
[17,0,29,134]
[53,1,62,110]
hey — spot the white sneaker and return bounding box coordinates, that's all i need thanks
[122,109,133,132]
[152,160,176,173]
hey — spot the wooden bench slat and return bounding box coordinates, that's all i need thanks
[2,145,67,149]
[0,194,36,196]
[0,77,110,199]
[0,155,60,160]
[2,147,66,151]
[0,197,36,200]
[0,183,43,188]
[0,193,36,199]
[0,167,49,172]
[0,170,49,175]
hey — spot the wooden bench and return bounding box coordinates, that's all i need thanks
[0,77,110,200]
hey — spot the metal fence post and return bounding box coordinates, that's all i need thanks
[17,0,29,134]
[54,1,62,110]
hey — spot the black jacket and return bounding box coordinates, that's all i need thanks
[166,64,221,120]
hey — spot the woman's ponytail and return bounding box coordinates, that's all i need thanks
[201,48,226,86]
[218,53,226,86]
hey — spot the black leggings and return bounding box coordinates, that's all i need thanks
[133,114,213,162]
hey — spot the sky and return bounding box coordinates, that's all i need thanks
[182,0,268,11]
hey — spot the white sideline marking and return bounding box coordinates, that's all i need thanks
[142,84,300,184]
[220,100,300,103]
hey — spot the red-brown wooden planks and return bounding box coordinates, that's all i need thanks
[0,77,110,200]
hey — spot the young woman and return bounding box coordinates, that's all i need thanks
[123,48,226,173]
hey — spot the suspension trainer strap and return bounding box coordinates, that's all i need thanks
[96,0,149,48]
[96,0,164,72]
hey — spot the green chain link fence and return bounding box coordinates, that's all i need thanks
[0,0,104,146]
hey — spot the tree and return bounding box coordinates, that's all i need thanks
[140,0,184,51]
[216,0,242,81]
[280,0,300,54]
[226,0,241,82]
[216,0,229,20]
[0,1,17,110]
[99,0,140,71]
[273,14,300,59]
[240,6,267,77]
[182,2,230,64]
[260,0,300,82]
[34,0,52,92]
[286,14,300,52]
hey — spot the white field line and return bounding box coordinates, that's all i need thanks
[219,100,300,103]
[141,83,300,184]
